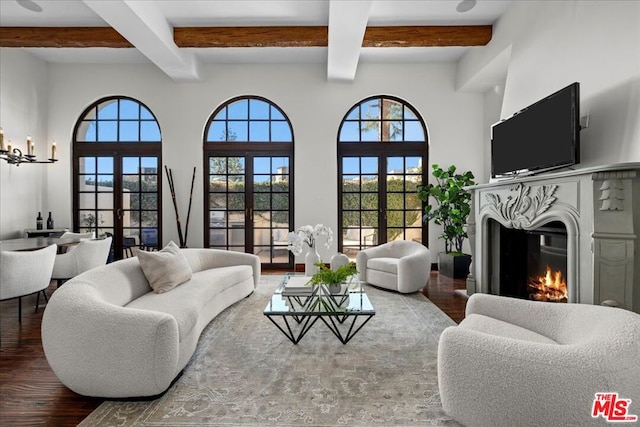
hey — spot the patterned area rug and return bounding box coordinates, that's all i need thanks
[79,275,461,427]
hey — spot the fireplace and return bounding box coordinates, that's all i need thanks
[465,163,640,312]
[489,219,568,302]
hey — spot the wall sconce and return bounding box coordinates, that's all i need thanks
[0,128,58,166]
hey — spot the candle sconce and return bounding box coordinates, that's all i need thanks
[0,128,58,166]
[0,147,58,166]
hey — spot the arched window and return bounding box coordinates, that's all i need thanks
[337,96,428,258]
[204,96,294,268]
[73,96,162,259]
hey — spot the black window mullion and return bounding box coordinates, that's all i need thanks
[74,96,161,260]
[204,97,293,267]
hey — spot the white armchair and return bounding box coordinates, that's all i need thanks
[0,244,57,322]
[356,240,431,293]
[438,293,640,427]
[52,237,112,285]
[60,231,95,239]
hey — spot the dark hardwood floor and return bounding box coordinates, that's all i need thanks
[0,271,467,426]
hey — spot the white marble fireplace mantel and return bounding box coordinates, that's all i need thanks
[466,162,640,313]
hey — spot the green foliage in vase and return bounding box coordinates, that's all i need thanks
[308,261,358,285]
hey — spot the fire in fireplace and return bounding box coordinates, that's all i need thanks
[489,220,568,303]
[528,266,568,302]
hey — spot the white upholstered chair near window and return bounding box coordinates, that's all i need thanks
[356,240,431,293]
[52,237,112,286]
[60,231,95,239]
[0,244,57,322]
[438,293,640,427]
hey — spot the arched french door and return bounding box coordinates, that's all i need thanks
[204,96,294,269]
[73,96,162,260]
[337,96,428,259]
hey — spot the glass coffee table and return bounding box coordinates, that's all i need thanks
[263,273,375,344]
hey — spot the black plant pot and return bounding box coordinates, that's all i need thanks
[438,252,472,279]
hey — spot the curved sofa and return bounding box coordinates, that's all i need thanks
[42,248,260,398]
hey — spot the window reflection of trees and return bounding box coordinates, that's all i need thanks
[338,96,427,254]
[204,96,293,263]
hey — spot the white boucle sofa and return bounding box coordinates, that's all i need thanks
[42,248,260,398]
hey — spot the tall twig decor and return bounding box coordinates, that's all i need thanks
[165,166,196,248]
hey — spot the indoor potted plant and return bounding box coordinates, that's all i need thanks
[309,261,358,293]
[417,164,476,278]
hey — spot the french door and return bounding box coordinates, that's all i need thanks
[73,96,162,260]
[337,95,428,259]
[205,154,292,268]
[74,153,162,259]
[204,96,294,269]
[338,154,425,258]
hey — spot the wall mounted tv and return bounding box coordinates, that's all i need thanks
[491,82,580,178]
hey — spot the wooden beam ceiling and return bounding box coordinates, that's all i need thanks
[0,27,132,48]
[363,25,491,47]
[0,25,491,49]
[174,26,328,48]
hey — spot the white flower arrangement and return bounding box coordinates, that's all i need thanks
[287,224,333,256]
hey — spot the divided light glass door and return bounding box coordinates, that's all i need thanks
[73,96,162,261]
[207,155,291,267]
[76,155,161,259]
[340,155,424,258]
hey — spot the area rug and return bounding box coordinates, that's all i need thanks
[79,275,461,427]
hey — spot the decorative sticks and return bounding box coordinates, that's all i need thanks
[184,166,196,246]
[165,166,196,248]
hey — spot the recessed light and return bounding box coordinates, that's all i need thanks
[456,0,477,13]
[16,0,43,13]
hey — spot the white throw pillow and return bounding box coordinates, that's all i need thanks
[138,241,192,293]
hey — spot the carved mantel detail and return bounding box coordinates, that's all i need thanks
[593,170,636,211]
[484,183,558,229]
[598,179,625,211]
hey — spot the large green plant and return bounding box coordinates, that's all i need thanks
[417,164,476,254]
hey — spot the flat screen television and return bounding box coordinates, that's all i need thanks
[491,82,580,178]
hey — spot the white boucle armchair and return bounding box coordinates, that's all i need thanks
[51,236,112,285]
[438,293,640,427]
[1,244,57,322]
[356,240,431,293]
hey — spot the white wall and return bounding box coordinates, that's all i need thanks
[40,60,484,258]
[481,85,505,183]
[459,0,640,169]
[0,49,51,239]
[4,0,637,258]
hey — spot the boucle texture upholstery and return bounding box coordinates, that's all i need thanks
[42,248,260,398]
[137,241,192,293]
[356,240,431,293]
[51,237,112,281]
[438,293,640,427]
[1,244,57,320]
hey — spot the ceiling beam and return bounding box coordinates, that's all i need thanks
[82,0,201,82]
[0,27,132,48]
[174,26,328,48]
[0,25,493,49]
[363,25,492,47]
[327,0,372,82]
